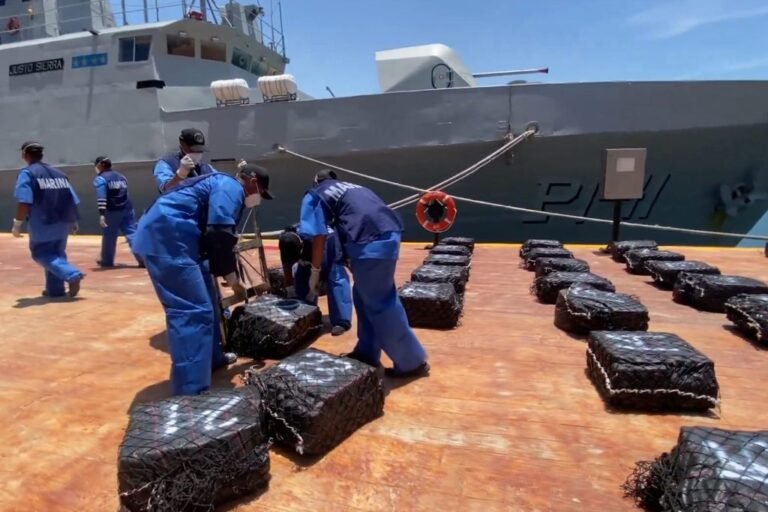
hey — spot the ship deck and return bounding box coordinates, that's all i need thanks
[1,235,768,511]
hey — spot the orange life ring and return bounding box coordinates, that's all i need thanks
[7,17,20,35]
[416,191,457,233]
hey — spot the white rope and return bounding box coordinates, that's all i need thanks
[587,346,720,407]
[276,146,768,241]
[727,303,764,341]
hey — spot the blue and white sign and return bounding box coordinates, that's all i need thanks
[72,53,108,69]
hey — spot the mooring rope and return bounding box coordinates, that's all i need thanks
[271,144,768,242]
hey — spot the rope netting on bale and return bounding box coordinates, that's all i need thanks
[519,239,563,259]
[521,247,574,271]
[607,240,658,262]
[586,331,720,411]
[624,427,768,511]
[423,254,472,268]
[227,294,322,359]
[437,237,475,253]
[118,388,271,512]
[243,348,385,456]
[673,274,768,313]
[725,294,768,344]
[532,272,616,304]
[644,260,721,290]
[554,284,649,335]
[430,244,472,257]
[398,282,463,330]
[534,257,590,278]
[410,264,469,294]
[624,249,686,275]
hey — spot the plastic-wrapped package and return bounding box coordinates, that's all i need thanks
[554,284,649,334]
[534,257,590,277]
[410,264,469,294]
[519,239,563,259]
[532,272,615,304]
[673,273,768,312]
[724,293,768,344]
[398,281,462,329]
[608,240,658,262]
[430,244,472,257]
[438,237,475,253]
[623,249,685,275]
[522,248,574,271]
[644,260,720,290]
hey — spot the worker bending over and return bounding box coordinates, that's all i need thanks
[12,141,84,298]
[301,169,429,378]
[279,221,353,336]
[132,164,273,396]
[153,128,216,193]
[92,156,143,267]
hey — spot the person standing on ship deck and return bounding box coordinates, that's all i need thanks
[92,156,144,268]
[11,141,85,298]
[300,169,430,378]
[153,128,217,193]
[132,164,273,396]
[278,220,353,336]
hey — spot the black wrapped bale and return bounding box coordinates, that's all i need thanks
[532,272,615,304]
[438,237,475,253]
[430,244,472,257]
[725,294,768,344]
[673,273,768,313]
[244,348,385,456]
[398,281,462,329]
[118,388,270,512]
[519,239,563,258]
[644,260,721,290]
[624,427,768,512]
[534,257,590,277]
[587,331,719,411]
[410,264,469,294]
[554,284,649,334]
[228,295,322,359]
[624,249,685,275]
[608,240,658,262]
[423,254,471,267]
[522,247,574,271]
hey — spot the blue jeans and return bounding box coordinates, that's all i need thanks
[100,209,141,266]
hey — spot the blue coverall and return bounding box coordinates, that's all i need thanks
[132,174,243,396]
[153,156,216,193]
[14,167,84,297]
[299,194,427,373]
[293,228,353,329]
[93,171,141,267]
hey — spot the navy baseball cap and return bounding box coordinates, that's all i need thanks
[179,128,206,152]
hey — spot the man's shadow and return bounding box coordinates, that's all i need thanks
[14,296,84,309]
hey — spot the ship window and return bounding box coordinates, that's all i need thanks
[119,35,152,63]
[0,0,6,6]
[167,34,195,58]
[201,39,226,62]
[231,47,252,71]
[250,60,264,76]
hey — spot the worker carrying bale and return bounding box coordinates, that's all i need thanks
[92,156,144,268]
[132,164,273,396]
[298,169,429,378]
[278,220,352,336]
[11,141,85,298]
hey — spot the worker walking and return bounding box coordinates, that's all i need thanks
[153,128,217,193]
[92,156,143,267]
[11,141,84,298]
[132,164,273,396]
[279,223,353,335]
[301,169,429,378]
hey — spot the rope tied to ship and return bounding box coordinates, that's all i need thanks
[270,140,768,242]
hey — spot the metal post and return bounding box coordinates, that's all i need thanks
[611,200,623,242]
[200,0,207,21]
[278,0,285,57]
[121,0,127,25]
[142,0,148,23]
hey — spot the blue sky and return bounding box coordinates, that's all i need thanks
[114,0,768,98]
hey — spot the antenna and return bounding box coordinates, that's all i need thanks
[472,67,549,79]
[325,86,336,98]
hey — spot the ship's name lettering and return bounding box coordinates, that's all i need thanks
[9,58,65,77]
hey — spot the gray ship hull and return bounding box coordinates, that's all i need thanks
[2,81,767,245]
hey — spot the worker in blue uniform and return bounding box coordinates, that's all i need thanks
[279,223,353,336]
[153,128,217,193]
[92,156,144,267]
[301,169,429,378]
[132,164,273,396]
[12,141,85,298]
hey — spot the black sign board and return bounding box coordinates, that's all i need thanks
[9,58,65,77]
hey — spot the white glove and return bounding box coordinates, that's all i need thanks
[177,155,195,178]
[99,215,108,228]
[71,222,79,234]
[285,285,296,298]
[11,219,23,238]
[306,266,321,301]
[237,159,247,171]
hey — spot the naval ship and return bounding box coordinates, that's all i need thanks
[1,0,768,245]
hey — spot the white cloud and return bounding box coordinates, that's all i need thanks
[629,0,768,39]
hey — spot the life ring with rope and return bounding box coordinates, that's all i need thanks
[416,190,457,233]
[7,17,21,35]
